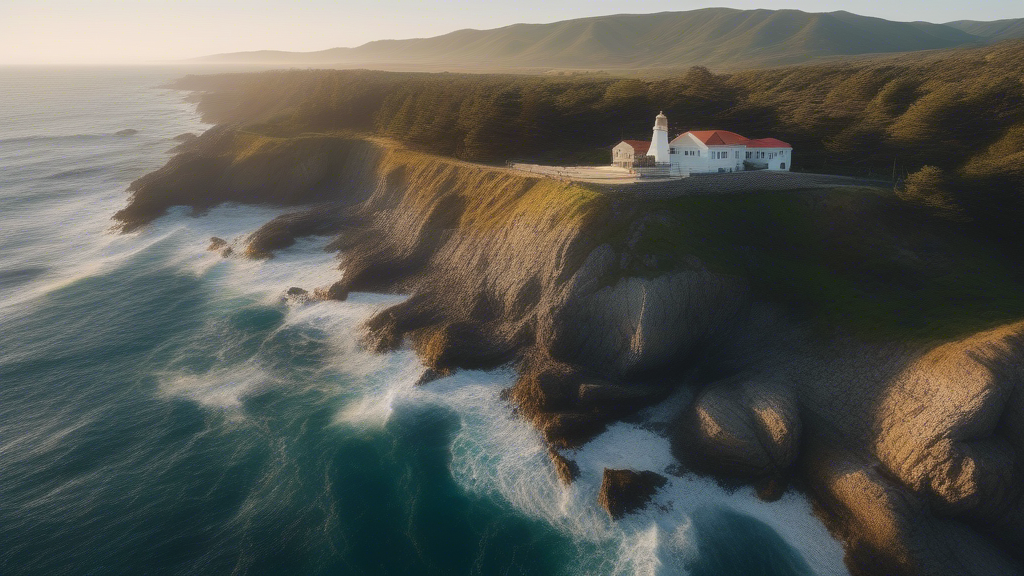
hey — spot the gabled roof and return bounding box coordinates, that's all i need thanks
[672,130,749,146]
[745,137,792,149]
[619,140,651,154]
[670,131,793,149]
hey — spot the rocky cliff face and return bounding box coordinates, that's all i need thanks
[118,129,1024,575]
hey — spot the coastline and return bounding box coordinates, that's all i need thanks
[113,89,1024,574]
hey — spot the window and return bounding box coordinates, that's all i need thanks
[735,151,739,159]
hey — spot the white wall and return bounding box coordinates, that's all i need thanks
[669,133,707,173]
[745,148,791,171]
[669,133,747,173]
[611,142,635,167]
[705,145,744,173]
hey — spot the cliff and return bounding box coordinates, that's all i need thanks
[117,128,1024,575]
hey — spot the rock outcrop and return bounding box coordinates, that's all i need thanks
[548,448,580,485]
[597,469,668,519]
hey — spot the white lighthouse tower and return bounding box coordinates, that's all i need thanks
[649,111,670,164]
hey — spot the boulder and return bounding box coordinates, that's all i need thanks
[870,323,1024,539]
[674,377,800,478]
[598,468,667,519]
[805,445,1022,576]
[208,237,228,251]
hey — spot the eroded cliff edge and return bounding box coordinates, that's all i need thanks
[118,129,1024,575]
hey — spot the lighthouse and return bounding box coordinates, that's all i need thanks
[649,111,670,164]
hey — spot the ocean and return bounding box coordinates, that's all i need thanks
[0,67,849,576]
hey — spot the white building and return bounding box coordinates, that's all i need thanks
[610,140,652,168]
[650,111,670,163]
[613,113,793,176]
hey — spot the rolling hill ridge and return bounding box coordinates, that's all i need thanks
[195,8,1023,71]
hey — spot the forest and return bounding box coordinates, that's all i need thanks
[175,39,1024,248]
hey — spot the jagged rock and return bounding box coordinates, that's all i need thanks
[537,411,608,448]
[598,469,667,519]
[548,448,580,485]
[245,204,350,258]
[414,321,516,373]
[208,237,227,251]
[415,367,450,386]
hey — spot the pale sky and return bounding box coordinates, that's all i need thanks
[1,0,1021,65]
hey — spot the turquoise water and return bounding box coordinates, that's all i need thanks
[0,67,847,575]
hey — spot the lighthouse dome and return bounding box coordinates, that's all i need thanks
[654,111,668,131]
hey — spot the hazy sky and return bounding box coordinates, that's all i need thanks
[2,0,1021,65]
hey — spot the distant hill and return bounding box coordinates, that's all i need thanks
[195,8,997,71]
[944,18,1024,42]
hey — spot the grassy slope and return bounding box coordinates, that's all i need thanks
[598,186,1024,341]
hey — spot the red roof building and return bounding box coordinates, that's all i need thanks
[611,113,794,176]
[674,131,792,149]
[620,140,651,154]
[611,139,655,168]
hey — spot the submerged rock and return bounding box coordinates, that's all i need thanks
[598,468,667,519]
[114,129,138,136]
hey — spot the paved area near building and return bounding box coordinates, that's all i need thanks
[509,162,891,196]
[510,163,652,183]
